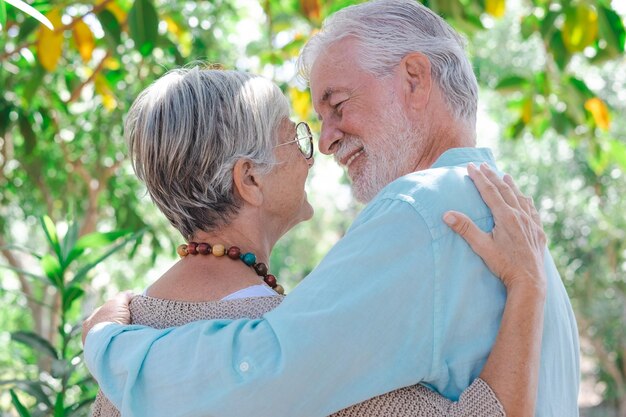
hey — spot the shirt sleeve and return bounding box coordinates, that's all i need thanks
[84,197,437,417]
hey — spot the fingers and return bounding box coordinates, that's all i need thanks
[469,163,521,211]
[443,211,489,256]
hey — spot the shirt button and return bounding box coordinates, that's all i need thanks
[239,362,250,372]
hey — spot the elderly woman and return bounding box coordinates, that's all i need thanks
[87,68,546,416]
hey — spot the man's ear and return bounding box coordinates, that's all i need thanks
[232,159,264,207]
[400,52,432,112]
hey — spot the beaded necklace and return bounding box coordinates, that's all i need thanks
[177,242,284,295]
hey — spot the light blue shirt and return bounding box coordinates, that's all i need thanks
[85,148,580,417]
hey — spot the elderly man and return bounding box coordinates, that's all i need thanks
[84,1,579,416]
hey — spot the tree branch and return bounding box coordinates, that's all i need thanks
[66,50,111,104]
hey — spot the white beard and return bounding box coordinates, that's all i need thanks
[335,103,423,203]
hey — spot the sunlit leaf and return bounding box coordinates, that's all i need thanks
[36,8,64,71]
[609,139,626,171]
[128,0,159,56]
[0,0,7,28]
[563,4,598,53]
[11,331,58,359]
[485,0,505,18]
[290,87,311,121]
[73,19,95,62]
[5,0,53,30]
[585,97,611,131]
[41,215,62,258]
[521,97,533,124]
[41,254,63,287]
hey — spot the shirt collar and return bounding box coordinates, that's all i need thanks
[430,147,496,169]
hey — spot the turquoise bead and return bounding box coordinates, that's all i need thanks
[241,252,256,266]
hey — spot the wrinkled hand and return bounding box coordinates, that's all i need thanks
[443,163,547,293]
[82,291,135,345]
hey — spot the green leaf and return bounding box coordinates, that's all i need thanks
[18,112,36,156]
[41,254,63,287]
[598,6,625,54]
[10,389,32,417]
[9,380,53,408]
[62,286,84,313]
[549,31,571,71]
[41,216,62,260]
[0,0,7,28]
[494,76,529,93]
[0,100,13,138]
[568,76,594,98]
[520,14,539,39]
[128,0,159,56]
[69,229,145,287]
[97,9,122,49]
[74,230,133,251]
[23,64,45,104]
[60,221,80,267]
[66,229,132,266]
[0,244,43,259]
[17,16,40,41]
[11,331,58,359]
[609,139,626,171]
[53,392,64,417]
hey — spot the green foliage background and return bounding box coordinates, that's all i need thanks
[0,0,625,415]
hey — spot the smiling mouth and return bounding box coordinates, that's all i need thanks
[342,148,364,167]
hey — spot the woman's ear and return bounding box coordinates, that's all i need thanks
[232,159,264,207]
[400,52,432,112]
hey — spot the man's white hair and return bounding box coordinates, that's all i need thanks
[298,0,478,126]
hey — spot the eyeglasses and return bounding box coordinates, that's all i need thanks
[274,122,314,160]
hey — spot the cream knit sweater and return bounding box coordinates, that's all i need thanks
[91,295,505,417]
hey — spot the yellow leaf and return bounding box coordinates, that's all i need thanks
[521,97,533,124]
[585,97,611,131]
[563,5,598,53]
[300,0,321,21]
[95,75,117,111]
[486,0,505,18]
[73,20,95,62]
[103,57,121,70]
[165,17,180,36]
[290,87,311,121]
[36,9,64,72]
[104,1,126,23]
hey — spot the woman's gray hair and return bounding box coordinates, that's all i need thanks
[298,0,478,126]
[125,68,290,239]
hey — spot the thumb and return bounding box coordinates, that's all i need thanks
[443,211,488,254]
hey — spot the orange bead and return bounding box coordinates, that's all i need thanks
[274,284,285,295]
[176,244,188,258]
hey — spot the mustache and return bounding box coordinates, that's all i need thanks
[333,136,364,165]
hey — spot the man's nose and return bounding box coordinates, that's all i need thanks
[318,120,342,155]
